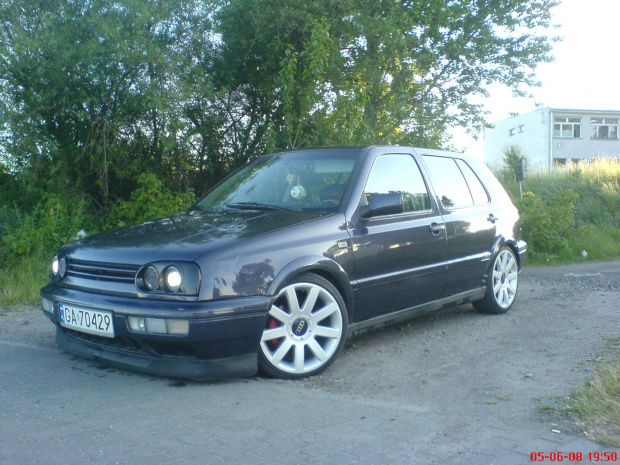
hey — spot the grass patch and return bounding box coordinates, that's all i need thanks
[569,338,620,446]
[0,255,49,307]
[499,158,620,265]
[528,225,620,266]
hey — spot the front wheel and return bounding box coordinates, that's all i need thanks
[258,273,348,379]
[474,247,519,314]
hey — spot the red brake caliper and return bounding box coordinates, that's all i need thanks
[266,317,283,350]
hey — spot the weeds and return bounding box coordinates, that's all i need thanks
[570,338,620,447]
[0,255,49,306]
[500,158,620,264]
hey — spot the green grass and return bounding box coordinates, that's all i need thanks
[569,338,620,447]
[0,255,49,307]
[524,159,620,226]
[501,158,620,265]
[526,225,620,266]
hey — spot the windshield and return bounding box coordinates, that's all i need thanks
[196,149,361,212]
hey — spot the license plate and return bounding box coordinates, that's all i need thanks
[59,303,115,338]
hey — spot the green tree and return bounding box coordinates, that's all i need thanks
[216,0,558,151]
[0,0,558,220]
[0,0,214,211]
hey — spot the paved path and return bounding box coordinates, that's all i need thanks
[1,261,619,464]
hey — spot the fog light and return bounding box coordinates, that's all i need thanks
[42,298,54,314]
[128,316,189,336]
[145,318,167,334]
[128,316,147,332]
[166,319,189,336]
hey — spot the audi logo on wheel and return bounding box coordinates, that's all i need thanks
[294,320,306,335]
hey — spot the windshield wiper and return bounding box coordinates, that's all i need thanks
[188,204,209,211]
[227,202,298,211]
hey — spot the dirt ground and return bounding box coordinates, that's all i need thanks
[2,260,619,443]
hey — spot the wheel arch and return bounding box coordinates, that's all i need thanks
[491,237,523,270]
[267,256,355,318]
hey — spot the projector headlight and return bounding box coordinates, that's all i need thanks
[51,256,59,277]
[50,254,67,280]
[143,265,160,291]
[58,256,67,279]
[163,266,183,293]
[136,262,200,295]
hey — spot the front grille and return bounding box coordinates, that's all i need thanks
[67,259,139,284]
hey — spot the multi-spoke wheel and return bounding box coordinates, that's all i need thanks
[474,246,519,314]
[258,273,347,379]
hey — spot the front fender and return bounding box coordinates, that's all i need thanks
[267,255,355,314]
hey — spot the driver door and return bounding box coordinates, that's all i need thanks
[349,153,448,322]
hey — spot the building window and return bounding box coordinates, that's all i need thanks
[509,128,515,136]
[553,117,581,138]
[591,118,618,139]
[518,125,525,133]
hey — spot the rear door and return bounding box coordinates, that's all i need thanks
[421,155,496,296]
[348,152,448,322]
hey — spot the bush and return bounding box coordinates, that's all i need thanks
[495,158,620,263]
[0,195,94,267]
[517,189,579,260]
[106,173,196,228]
[0,173,195,306]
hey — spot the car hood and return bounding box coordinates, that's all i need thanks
[62,209,325,264]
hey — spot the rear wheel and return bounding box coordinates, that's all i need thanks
[258,273,347,379]
[474,246,519,314]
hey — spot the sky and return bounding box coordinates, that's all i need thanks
[453,0,620,157]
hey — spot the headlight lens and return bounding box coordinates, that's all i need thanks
[163,266,183,292]
[50,254,67,280]
[58,256,67,279]
[143,265,160,291]
[137,262,200,295]
[51,256,59,276]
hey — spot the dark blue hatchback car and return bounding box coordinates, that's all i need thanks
[41,146,526,380]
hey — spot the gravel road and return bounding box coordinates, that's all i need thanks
[1,260,619,464]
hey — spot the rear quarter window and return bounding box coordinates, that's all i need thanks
[422,156,472,208]
[422,155,490,208]
[455,159,489,205]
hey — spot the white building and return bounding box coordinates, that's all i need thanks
[483,107,620,172]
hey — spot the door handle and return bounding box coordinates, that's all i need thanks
[429,222,446,234]
[487,214,499,224]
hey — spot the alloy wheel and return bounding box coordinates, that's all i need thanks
[491,248,519,309]
[260,278,344,377]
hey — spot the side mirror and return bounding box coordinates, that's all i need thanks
[359,193,404,219]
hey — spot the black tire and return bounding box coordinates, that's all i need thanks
[258,273,348,379]
[473,246,519,314]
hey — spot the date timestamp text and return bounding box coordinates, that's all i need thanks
[531,452,618,462]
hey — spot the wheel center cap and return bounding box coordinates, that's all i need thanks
[291,317,310,337]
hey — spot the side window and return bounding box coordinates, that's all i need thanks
[455,159,489,205]
[364,154,431,213]
[422,156,473,208]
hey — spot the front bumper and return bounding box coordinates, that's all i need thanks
[516,240,527,268]
[41,284,272,381]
